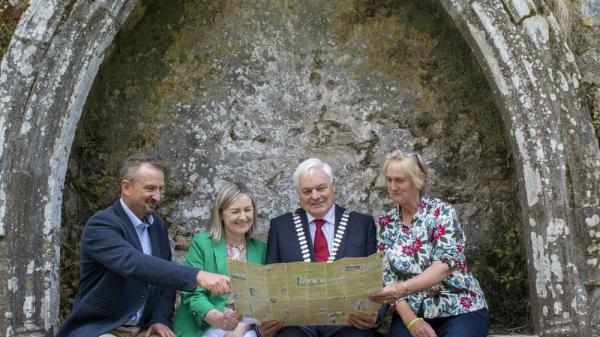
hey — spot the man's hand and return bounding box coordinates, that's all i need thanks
[143,322,175,337]
[257,320,283,337]
[348,312,378,330]
[196,270,231,295]
[368,283,402,304]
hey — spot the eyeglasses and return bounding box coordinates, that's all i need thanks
[406,152,424,173]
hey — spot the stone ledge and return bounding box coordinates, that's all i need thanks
[489,335,537,337]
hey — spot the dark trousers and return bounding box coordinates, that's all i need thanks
[390,308,489,337]
[278,325,376,337]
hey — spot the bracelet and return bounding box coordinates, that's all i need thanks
[395,296,408,304]
[399,282,409,297]
[407,317,424,332]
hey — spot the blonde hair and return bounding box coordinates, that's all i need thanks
[383,150,429,191]
[207,182,257,242]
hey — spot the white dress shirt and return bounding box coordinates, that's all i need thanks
[306,204,336,254]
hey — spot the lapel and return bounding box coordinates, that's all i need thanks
[113,199,143,252]
[213,236,228,275]
[245,238,262,264]
[333,204,349,260]
[298,208,316,262]
[147,216,162,257]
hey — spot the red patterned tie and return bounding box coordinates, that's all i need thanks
[313,219,329,262]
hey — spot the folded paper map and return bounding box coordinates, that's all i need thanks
[228,252,383,325]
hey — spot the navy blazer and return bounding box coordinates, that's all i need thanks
[56,200,199,337]
[266,204,377,264]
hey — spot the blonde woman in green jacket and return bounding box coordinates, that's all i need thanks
[173,182,282,337]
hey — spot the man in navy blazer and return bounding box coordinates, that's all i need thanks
[265,158,379,337]
[56,155,231,337]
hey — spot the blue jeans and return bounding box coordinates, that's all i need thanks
[391,308,489,337]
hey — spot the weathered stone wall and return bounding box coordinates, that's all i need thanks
[2,0,599,336]
[572,2,600,336]
[0,0,140,335]
[440,1,600,335]
[62,0,526,331]
[576,0,600,140]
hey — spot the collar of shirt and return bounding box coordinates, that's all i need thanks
[397,195,430,226]
[306,205,336,253]
[119,198,154,233]
[415,195,431,222]
[306,204,336,226]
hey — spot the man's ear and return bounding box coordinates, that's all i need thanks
[120,180,130,195]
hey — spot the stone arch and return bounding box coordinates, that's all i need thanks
[0,1,598,337]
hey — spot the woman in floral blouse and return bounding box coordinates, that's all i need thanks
[369,150,488,337]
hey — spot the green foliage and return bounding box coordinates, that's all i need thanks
[491,230,528,290]
[0,1,28,58]
[580,83,600,145]
[471,228,532,334]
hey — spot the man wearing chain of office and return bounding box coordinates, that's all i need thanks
[265,158,379,337]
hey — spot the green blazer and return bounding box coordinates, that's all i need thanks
[173,231,266,337]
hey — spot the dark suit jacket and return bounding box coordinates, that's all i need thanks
[266,204,377,264]
[266,205,378,334]
[56,200,200,337]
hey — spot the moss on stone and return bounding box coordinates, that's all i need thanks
[0,1,28,59]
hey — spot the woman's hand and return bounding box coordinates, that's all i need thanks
[204,309,242,331]
[394,299,436,337]
[219,311,242,331]
[224,322,252,337]
[368,283,402,304]
[408,319,437,337]
[257,320,283,337]
[370,261,451,305]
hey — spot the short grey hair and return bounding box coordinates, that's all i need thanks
[292,158,334,188]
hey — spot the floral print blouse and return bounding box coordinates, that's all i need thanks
[378,195,487,318]
[226,242,247,262]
